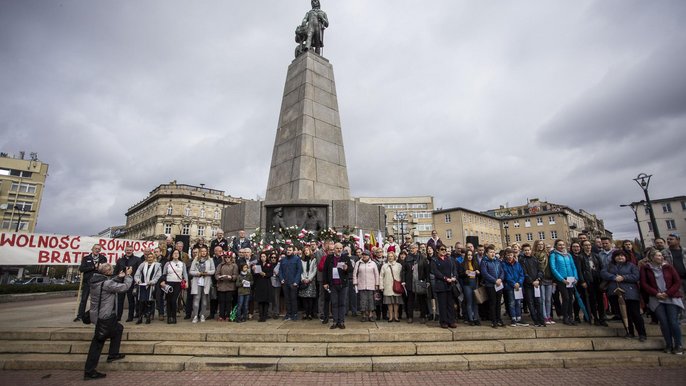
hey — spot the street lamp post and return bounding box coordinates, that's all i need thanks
[396,212,407,243]
[12,204,32,232]
[633,173,660,239]
[503,223,509,248]
[620,202,646,251]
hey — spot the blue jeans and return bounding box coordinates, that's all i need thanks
[505,289,522,322]
[462,282,479,322]
[654,302,682,349]
[540,284,553,319]
[237,294,250,320]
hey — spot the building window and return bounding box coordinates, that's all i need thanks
[536,217,543,226]
[9,170,32,178]
[182,224,190,235]
[666,219,676,230]
[515,234,522,242]
[211,227,217,237]
[648,223,653,232]
[200,208,205,218]
[548,216,556,225]
[445,214,451,223]
[10,182,37,194]
[551,231,558,239]
[214,209,220,220]
[198,225,205,236]
[681,201,686,211]
[416,224,433,231]
[164,224,172,234]
[184,207,191,217]
[526,233,533,241]
[446,229,453,239]
[167,206,173,215]
[505,235,510,244]
[524,219,531,228]
[663,203,672,213]
[538,231,545,240]
[14,202,33,211]
[645,207,650,215]
[1,220,28,230]
[513,221,520,228]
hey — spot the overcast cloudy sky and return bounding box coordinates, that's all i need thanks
[1,0,685,241]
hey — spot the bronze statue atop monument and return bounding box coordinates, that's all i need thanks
[295,0,329,57]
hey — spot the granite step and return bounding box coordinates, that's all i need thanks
[0,324,680,343]
[0,351,683,372]
[0,337,668,357]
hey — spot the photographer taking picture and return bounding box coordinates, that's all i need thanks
[83,263,133,380]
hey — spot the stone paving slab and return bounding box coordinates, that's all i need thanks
[327,342,416,357]
[372,355,469,371]
[0,328,59,340]
[207,330,288,342]
[591,337,664,351]
[277,356,373,372]
[415,340,505,355]
[464,352,565,370]
[240,342,328,357]
[70,341,158,355]
[0,340,71,354]
[286,330,369,343]
[501,338,594,352]
[185,356,278,371]
[556,350,660,368]
[153,341,240,356]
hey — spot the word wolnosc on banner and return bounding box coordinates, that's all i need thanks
[0,232,158,266]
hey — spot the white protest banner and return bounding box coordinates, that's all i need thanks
[0,232,158,266]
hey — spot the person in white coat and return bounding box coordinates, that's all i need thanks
[133,252,161,324]
[189,246,216,323]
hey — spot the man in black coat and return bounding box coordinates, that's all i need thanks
[114,246,142,322]
[322,243,351,329]
[210,230,230,252]
[74,244,107,322]
[231,230,251,255]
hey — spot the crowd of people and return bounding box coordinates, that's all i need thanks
[76,229,685,355]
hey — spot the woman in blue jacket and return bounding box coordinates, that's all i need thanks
[502,248,527,326]
[549,239,579,325]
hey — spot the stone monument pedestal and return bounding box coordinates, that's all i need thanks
[223,52,383,237]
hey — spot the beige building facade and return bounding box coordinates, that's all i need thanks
[486,199,605,247]
[433,207,503,250]
[357,196,434,244]
[125,181,242,241]
[632,195,686,248]
[0,152,49,233]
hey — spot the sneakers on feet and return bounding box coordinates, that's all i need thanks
[192,316,198,323]
[200,315,206,322]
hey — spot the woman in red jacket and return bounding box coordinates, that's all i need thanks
[640,250,684,355]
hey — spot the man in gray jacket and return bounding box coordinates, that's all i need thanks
[84,263,133,380]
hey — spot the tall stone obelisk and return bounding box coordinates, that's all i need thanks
[222,1,384,235]
[265,52,350,202]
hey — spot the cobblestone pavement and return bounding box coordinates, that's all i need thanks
[1,367,685,386]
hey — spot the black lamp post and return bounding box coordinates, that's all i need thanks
[503,222,510,247]
[620,201,645,251]
[633,173,660,239]
[396,212,407,243]
[12,204,32,232]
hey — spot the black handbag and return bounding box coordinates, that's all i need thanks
[95,314,117,341]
